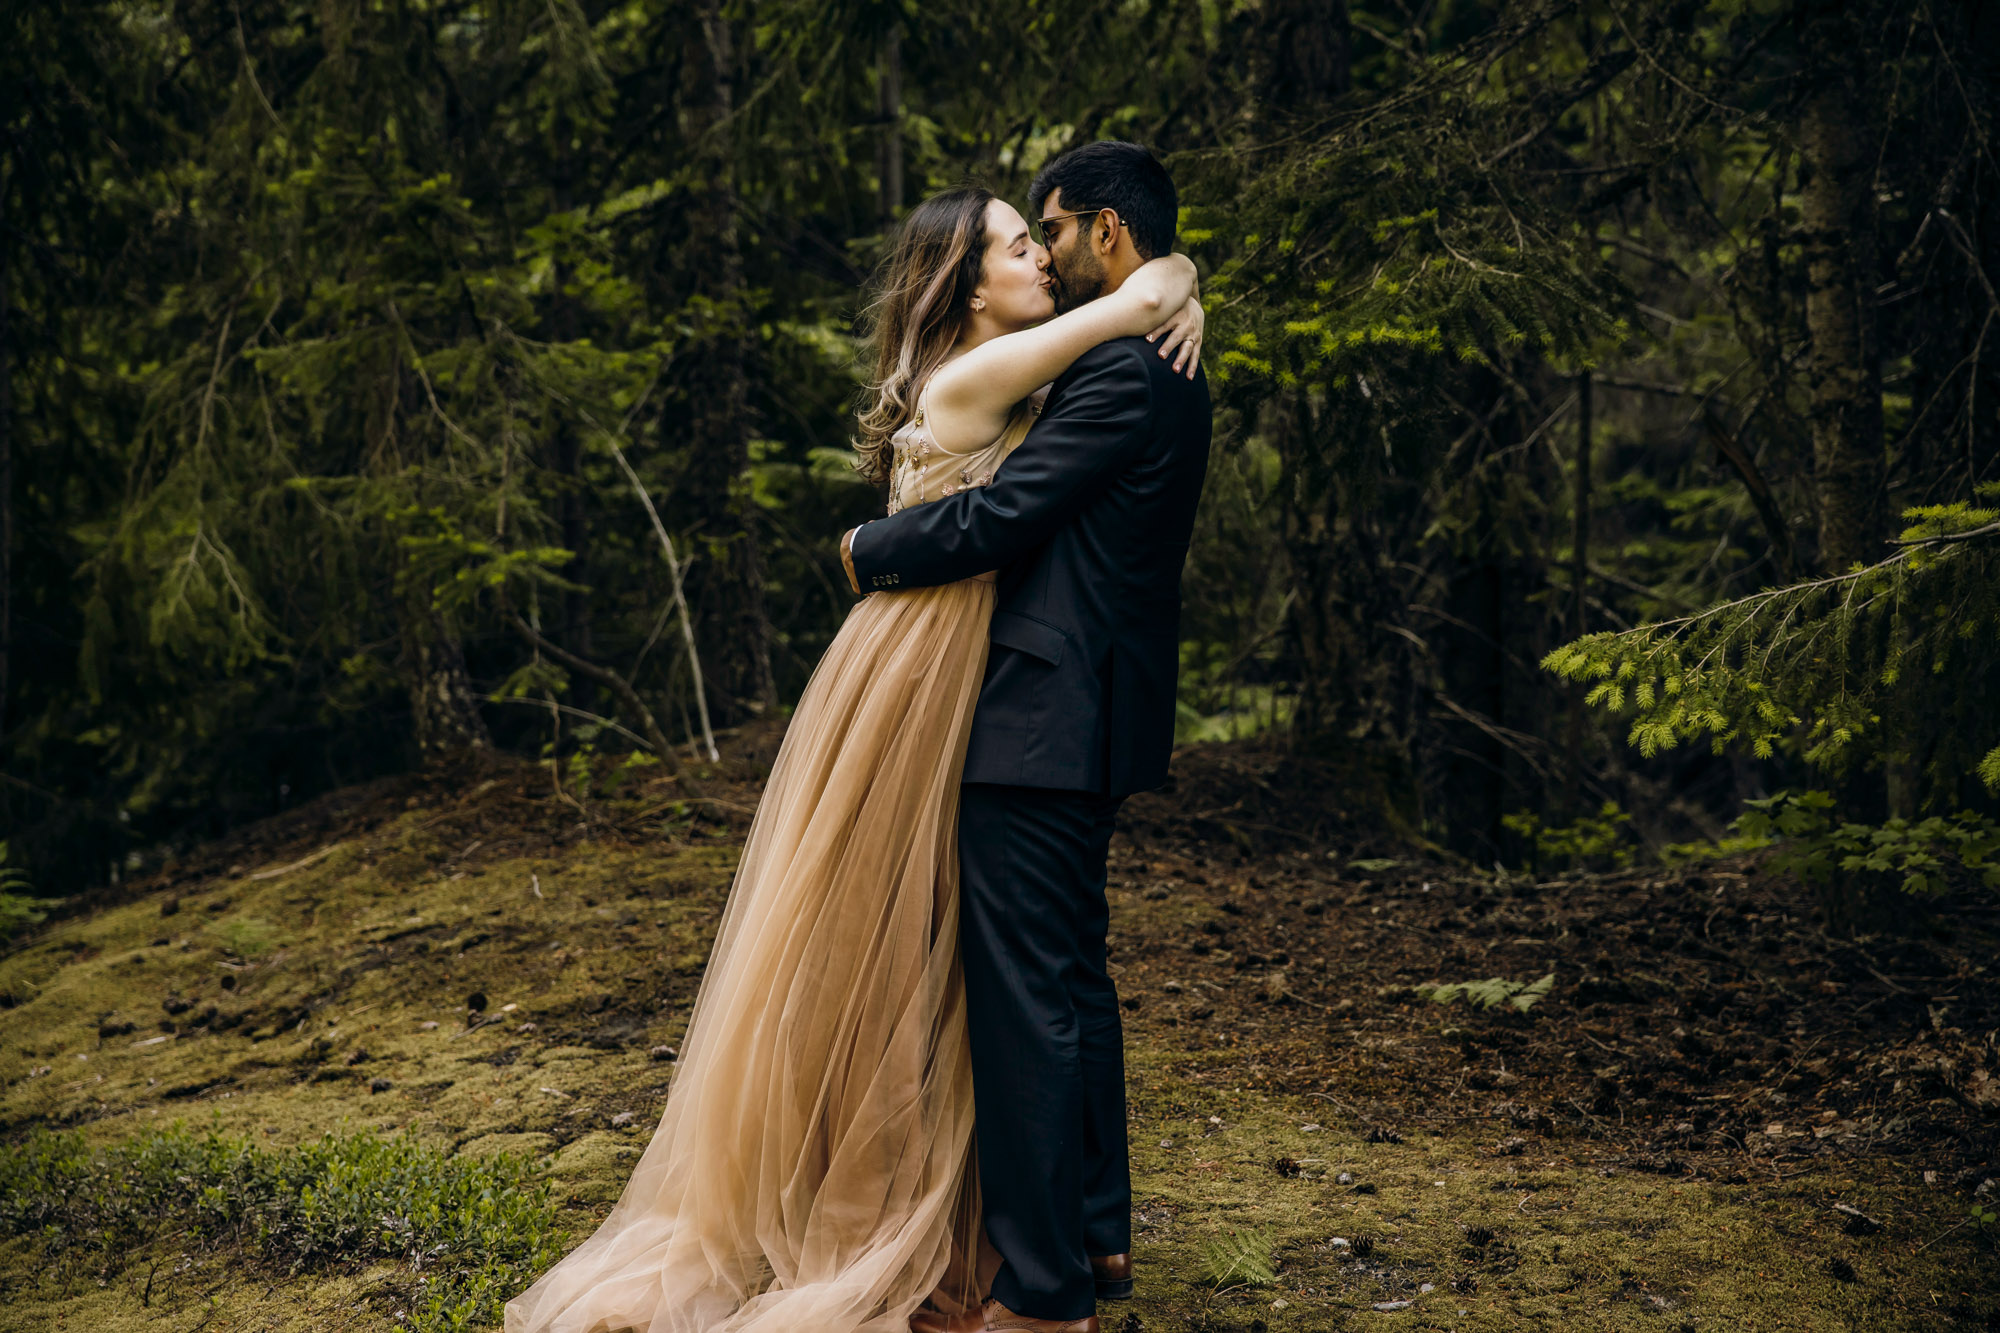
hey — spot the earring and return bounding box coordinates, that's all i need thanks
[971,297,986,311]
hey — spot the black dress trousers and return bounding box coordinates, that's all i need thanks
[956,781,1131,1321]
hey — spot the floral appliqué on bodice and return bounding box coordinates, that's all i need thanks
[886,385,1050,516]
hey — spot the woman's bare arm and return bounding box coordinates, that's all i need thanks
[924,254,1197,453]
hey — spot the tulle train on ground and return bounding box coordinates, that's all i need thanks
[503,577,995,1333]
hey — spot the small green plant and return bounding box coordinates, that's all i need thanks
[532,715,663,805]
[1972,1196,1998,1239]
[599,747,659,796]
[1718,790,2000,897]
[1501,802,1635,872]
[0,1120,560,1332]
[1199,1225,1277,1289]
[1420,972,1556,1013]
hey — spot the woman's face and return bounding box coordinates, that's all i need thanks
[972,198,1055,329]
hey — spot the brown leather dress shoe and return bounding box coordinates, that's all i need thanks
[1090,1253,1132,1301]
[909,1297,1099,1333]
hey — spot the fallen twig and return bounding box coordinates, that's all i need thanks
[1913,1215,1972,1254]
[247,843,344,881]
[1307,1092,1387,1129]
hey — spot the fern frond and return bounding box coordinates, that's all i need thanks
[1200,1227,1278,1289]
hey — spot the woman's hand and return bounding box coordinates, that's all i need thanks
[1145,292,1204,379]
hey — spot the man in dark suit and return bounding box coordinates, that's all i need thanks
[841,141,1212,1333]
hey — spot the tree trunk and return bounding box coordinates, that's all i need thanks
[684,0,777,721]
[552,418,592,686]
[1904,0,2000,497]
[1262,0,1354,751]
[399,594,491,759]
[1448,559,1509,857]
[1427,366,1561,861]
[1263,10,1419,809]
[547,116,594,709]
[0,254,11,739]
[1564,371,1590,814]
[875,22,903,226]
[1278,394,1339,750]
[1798,3,1897,816]
[1277,391,1417,806]
[1799,5,1887,571]
[1253,0,1351,110]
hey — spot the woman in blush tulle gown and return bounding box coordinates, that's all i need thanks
[502,186,1202,1333]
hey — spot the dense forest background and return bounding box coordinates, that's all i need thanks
[6,0,2000,900]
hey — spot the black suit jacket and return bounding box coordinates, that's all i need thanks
[849,336,1213,796]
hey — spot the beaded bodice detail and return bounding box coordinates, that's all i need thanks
[885,385,1049,517]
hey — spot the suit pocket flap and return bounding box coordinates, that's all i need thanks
[988,611,1065,666]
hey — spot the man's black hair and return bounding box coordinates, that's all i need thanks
[1028,140,1178,261]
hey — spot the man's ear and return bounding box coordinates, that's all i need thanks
[1096,210,1120,255]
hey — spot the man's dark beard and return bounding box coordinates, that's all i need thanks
[1050,242,1106,314]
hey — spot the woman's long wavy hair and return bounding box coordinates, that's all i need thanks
[854,187,995,483]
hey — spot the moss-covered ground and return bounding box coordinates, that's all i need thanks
[1,742,1994,1330]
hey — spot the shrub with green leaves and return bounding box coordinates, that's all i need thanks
[1715,790,2000,898]
[1501,803,1636,873]
[0,1121,561,1331]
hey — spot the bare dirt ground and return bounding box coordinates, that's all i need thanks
[1,733,1995,1331]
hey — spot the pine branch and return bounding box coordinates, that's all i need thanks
[1892,518,2000,547]
[1545,501,2000,792]
[1702,410,1795,577]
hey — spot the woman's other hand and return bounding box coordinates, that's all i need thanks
[1145,293,1204,379]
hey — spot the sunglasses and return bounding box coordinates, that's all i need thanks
[1034,208,1124,247]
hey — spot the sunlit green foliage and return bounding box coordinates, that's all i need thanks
[1501,802,1637,872]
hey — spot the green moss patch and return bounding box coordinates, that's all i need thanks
[0,751,1993,1330]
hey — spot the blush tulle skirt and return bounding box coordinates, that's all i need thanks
[503,577,996,1333]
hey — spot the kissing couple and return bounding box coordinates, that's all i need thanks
[506,140,1213,1333]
